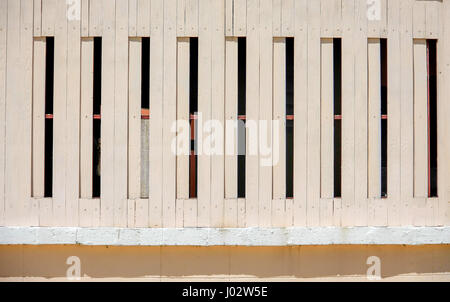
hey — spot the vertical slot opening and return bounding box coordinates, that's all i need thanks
[380,38,388,198]
[44,37,54,198]
[141,37,150,198]
[92,37,102,198]
[427,39,437,197]
[189,37,198,199]
[141,38,150,111]
[286,37,294,199]
[333,38,342,198]
[237,37,246,198]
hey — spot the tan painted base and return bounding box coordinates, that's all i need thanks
[0,245,449,281]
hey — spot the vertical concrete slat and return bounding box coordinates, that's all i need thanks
[137,0,150,37]
[293,0,307,226]
[340,0,355,227]
[224,38,238,227]
[52,0,68,226]
[210,0,225,227]
[129,0,137,36]
[306,0,320,226]
[128,38,141,200]
[100,0,115,226]
[0,0,7,225]
[81,0,89,37]
[413,40,428,199]
[400,0,414,225]
[80,38,93,199]
[320,38,334,200]
[113,0,129,227]
[66,1,82,226]
[149,0,163,227]
[162,0,177,227]
[234,0,246,37]
[245,0,259,227]
[34,0,42,36]
[387,0,401,226]
[259,0,273,227]
[197,0,212,227]
[32,38,46,199]
[176,38,190,200]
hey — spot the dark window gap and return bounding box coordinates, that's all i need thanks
[237,37,246,198]
[92,37,102,198]
[380,38,388,198]
[141,37,150,110]
[44,37,54,198]
[93,38,102,115]
[380,39,388,116]
[190,118,197,199]
[286,37,294,198]
[238,37,246,116]
[427,39,437,197]
[334,119,342,198]
[381,118,387,197]
[333,38,342,198]
[237,120,246,198]
[44,119,53,198]
[45,37,54,114]
[189,37,198,199]
[189,38,198,114]
[141,37,150,198]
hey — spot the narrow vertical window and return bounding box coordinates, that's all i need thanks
[380,38,388,198]
[92,37,102,198]
[286,37,294,199]
[32,37,53,198]
[141,37,150,198]
[368,38,383,199]
[190,37,198,199]
[129,37,150,200]
[225,38,239,200]
[413,39,436,198]
[427,39,437,197]
[176,38,190,200]
[321,38,340,199]
[333,38,342,198]
[44,37,54,198]
[237,37,246,198]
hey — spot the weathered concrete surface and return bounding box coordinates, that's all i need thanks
[0,226,449,246]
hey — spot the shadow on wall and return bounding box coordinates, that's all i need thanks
[0,245,449,280]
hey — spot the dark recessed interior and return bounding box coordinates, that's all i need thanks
[189,37,198,199]
[92,37,102,198]
[237,37,246,198]
[333,38,342,198]
[44,37,54,198]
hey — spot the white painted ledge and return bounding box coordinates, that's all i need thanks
[0,227,449,246]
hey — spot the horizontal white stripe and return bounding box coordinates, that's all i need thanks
[0,226,449,246]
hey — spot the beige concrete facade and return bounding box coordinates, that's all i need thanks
[1,245,449,281]
[1,0,449,282]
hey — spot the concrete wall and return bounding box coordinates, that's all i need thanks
[1,0,449,228]
[1,245,449,281]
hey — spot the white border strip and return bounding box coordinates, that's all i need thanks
[0,227,449,246]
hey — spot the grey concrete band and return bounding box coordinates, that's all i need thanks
[0,226,449,246]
